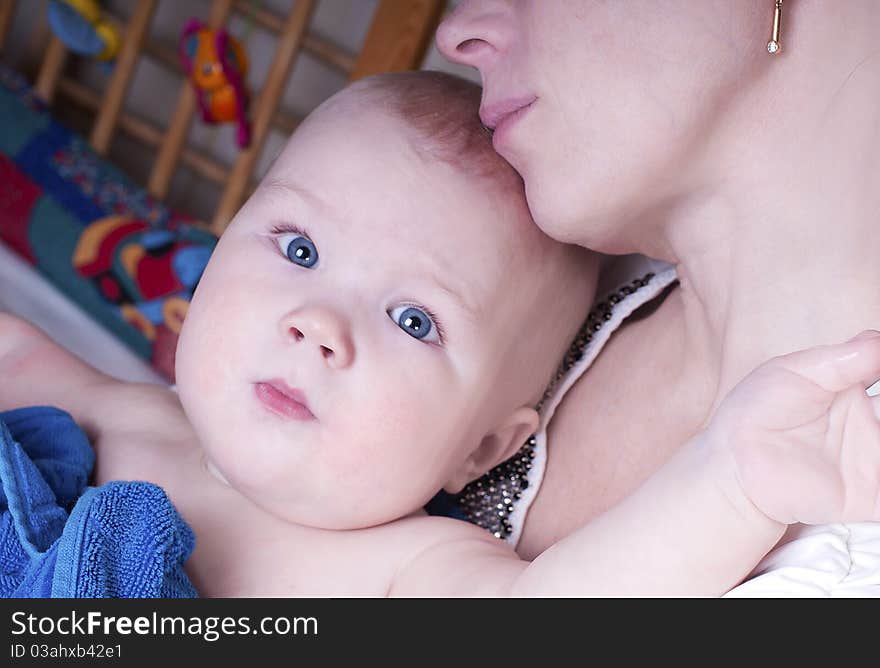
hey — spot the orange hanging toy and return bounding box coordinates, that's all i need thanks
[179,19,251,148]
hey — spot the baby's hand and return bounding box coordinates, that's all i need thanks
[707,331,880,525]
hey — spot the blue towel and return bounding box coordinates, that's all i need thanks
[0,406,197,597]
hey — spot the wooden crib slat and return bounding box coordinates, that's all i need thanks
[61,76,162,144]
[90,0,157,156]
[303,33,356,74]
[142,37,304,138]
[233,0,356,73]
[210,0,317,234]
[58,76,231,188]
[0,0,15,53]
[34,37,68,104]
[111,6,354,77]
[350,0,446,81]
[148,0,235,201]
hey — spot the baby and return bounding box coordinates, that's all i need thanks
[2,71,879,596]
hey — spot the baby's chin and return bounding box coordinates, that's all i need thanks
[198,434,434,530]
[266,499,421,532]
[230,476,426,531]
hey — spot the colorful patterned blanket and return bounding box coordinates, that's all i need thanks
[0,64,216,381]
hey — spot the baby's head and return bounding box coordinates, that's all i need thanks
[176,71,598,529]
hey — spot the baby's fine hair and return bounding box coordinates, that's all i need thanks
[345,70,521,188]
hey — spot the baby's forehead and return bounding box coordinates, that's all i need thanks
[272,102,527,230]
[280,85,521,191]
[263,86,540,278]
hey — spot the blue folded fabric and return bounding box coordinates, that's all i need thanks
[0,406,197,597]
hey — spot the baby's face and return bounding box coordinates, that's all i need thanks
[176,99,553,529]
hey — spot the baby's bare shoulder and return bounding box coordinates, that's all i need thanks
[96,381,186,432]
[89,382,197,486]
[1,312,117,426]
[0,312,181,435]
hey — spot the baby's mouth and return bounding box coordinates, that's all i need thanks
[254,380,316,421]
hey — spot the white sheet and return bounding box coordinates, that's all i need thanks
[725,523,880,597]
[0,240,167,385]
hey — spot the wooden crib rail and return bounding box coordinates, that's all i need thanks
[0,0,16,54]
[351,0,446,81]
[10,0,447,233]
[148,0,236,206]
[90,0,157,155]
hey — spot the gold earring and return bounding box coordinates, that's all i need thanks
[767,0,783,54]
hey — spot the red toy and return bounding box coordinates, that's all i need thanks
[179,19,251,148]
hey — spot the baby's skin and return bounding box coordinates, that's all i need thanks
[2,80,880,596]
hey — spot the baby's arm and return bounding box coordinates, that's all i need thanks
[395,434,782,596]
[0,312,124,439]
[395,332,880,596]
[507,433,783,595]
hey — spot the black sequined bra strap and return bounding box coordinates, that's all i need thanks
[452,271,657,539]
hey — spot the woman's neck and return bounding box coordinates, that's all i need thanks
[657,12,880,407]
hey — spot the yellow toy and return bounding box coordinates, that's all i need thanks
[47,0,120,63]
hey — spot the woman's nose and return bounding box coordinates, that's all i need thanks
[280,305,355,370]
[435,0,511,70]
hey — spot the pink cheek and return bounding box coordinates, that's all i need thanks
[315,410,394,486]
[356,397,425,461]
[178,320,238,406]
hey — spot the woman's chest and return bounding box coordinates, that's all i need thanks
[517,298,712,559]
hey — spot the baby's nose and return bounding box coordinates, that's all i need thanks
[281,305,355,369]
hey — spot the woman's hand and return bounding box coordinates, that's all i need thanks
[708,330,880,525]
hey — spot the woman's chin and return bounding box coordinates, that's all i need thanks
[525,183,589,245]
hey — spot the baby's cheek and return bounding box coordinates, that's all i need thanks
[188,292,249,385]
[361,391,452,474]
[177,316,244,447]
[318,390,409,483]
[181,329,226,397]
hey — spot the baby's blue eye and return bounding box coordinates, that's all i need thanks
[388,306,440,343]
[278,234,318,268]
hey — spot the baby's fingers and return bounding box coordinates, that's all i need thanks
[769,330,880,393]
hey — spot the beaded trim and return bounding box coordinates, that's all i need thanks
[451,271,657,539]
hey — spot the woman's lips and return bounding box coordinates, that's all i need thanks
[254,380,315,421]
[480,96,537,147]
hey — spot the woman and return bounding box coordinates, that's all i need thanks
[435,1,880,591]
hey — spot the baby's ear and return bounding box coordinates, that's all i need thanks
[443,407,539,494]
